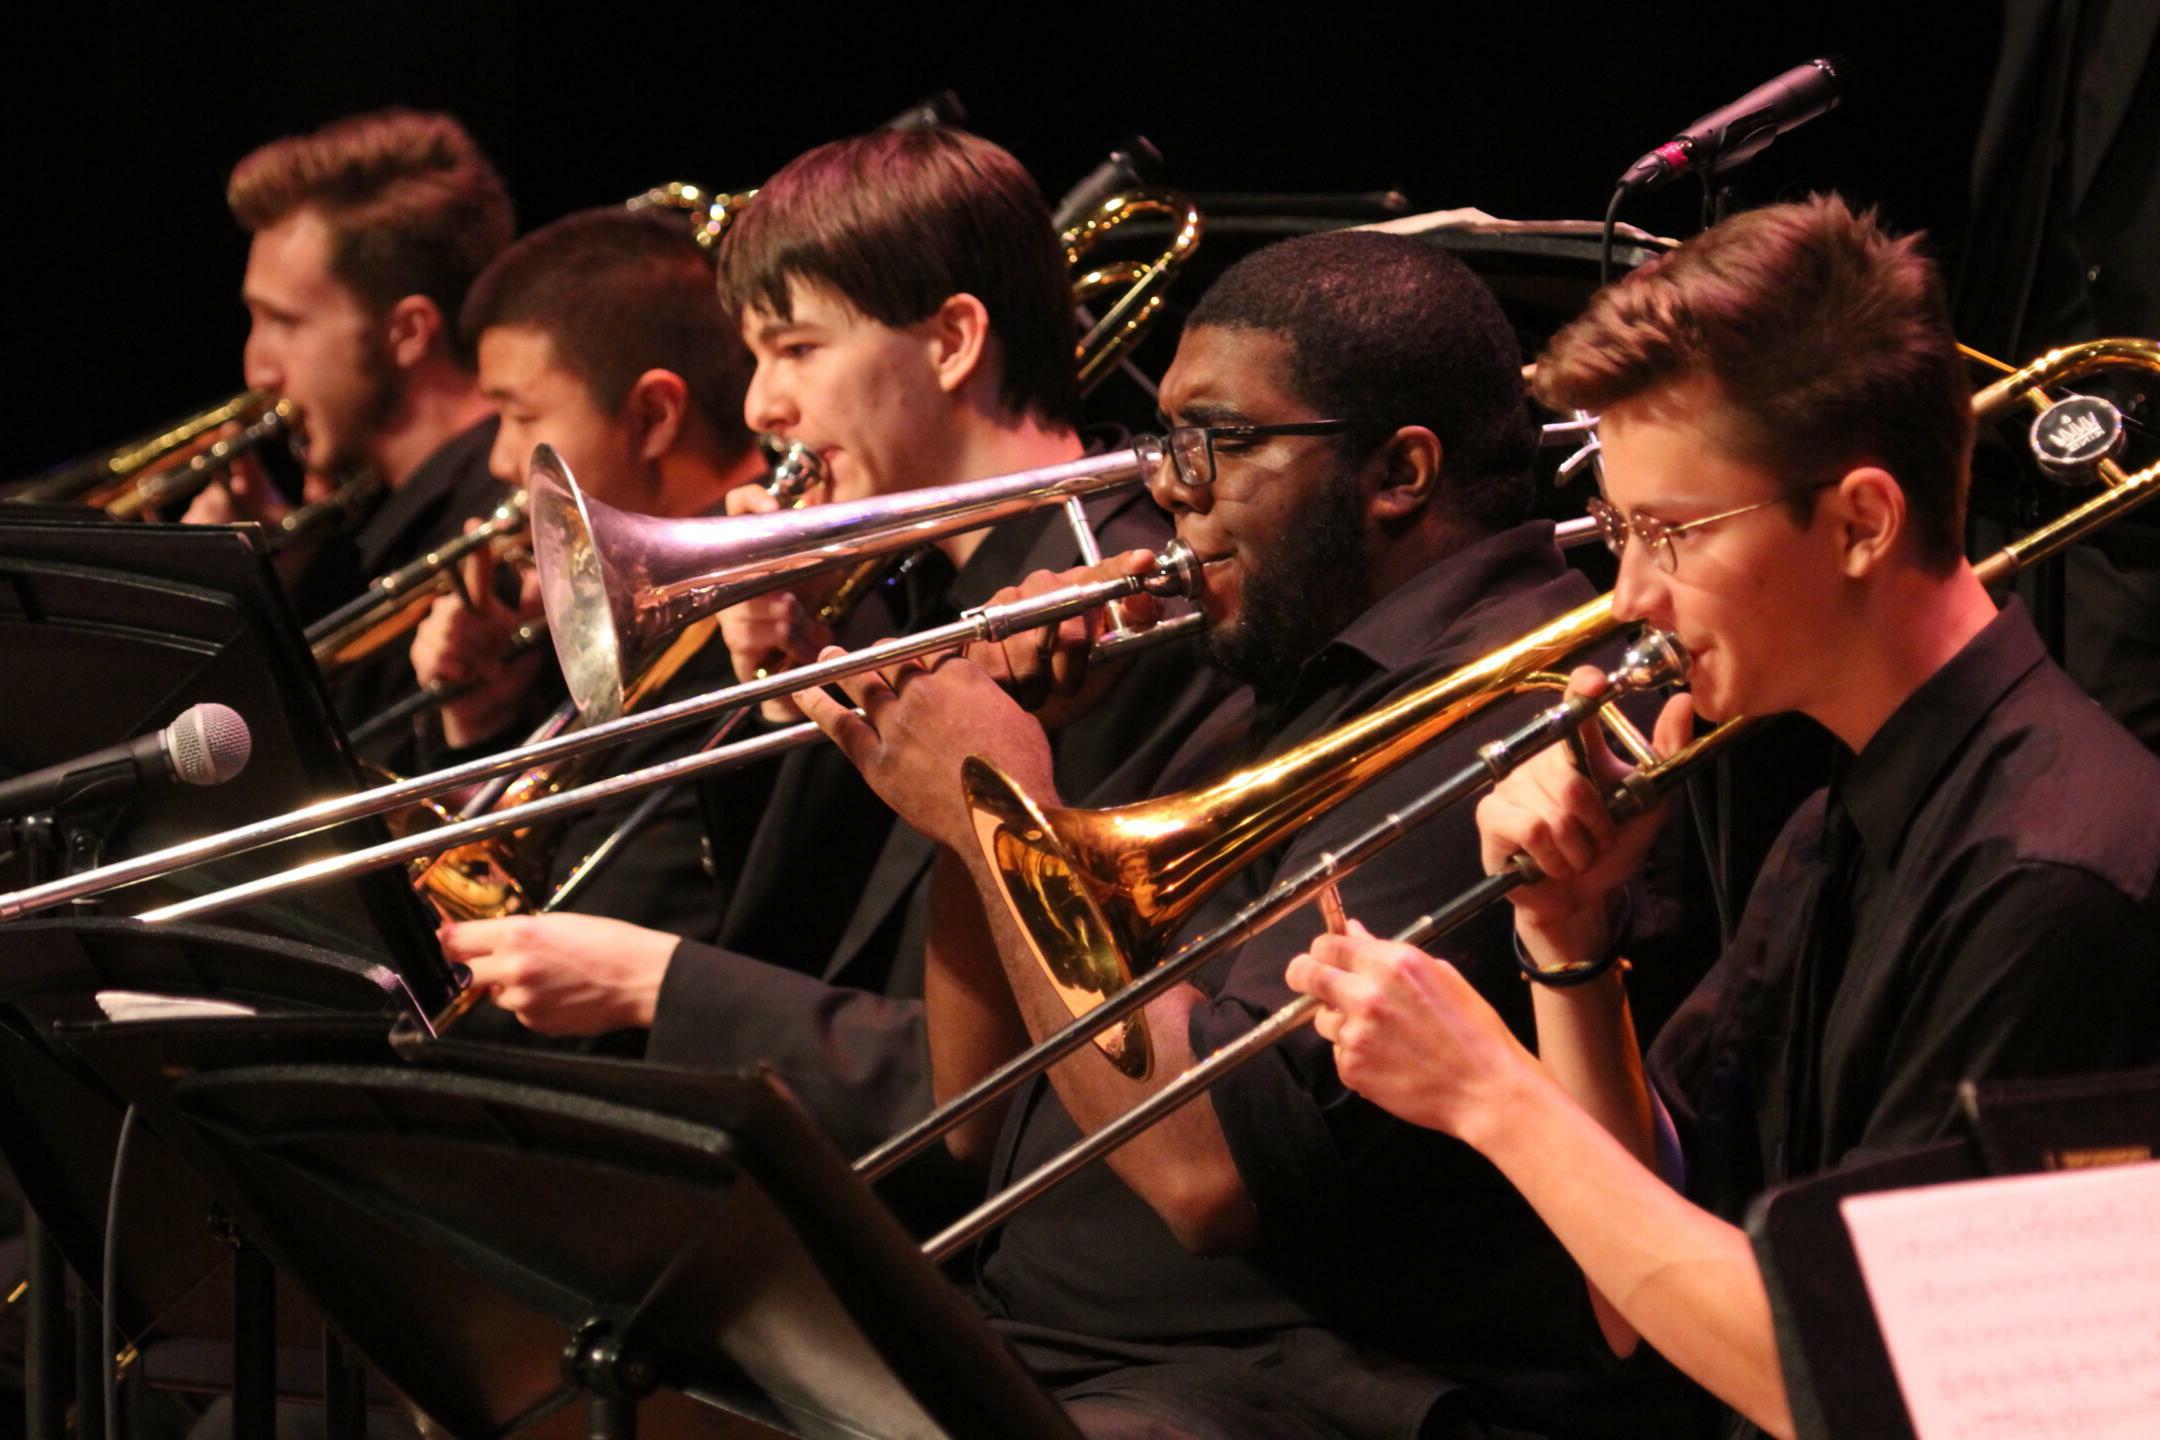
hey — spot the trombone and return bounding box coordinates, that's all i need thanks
[7,390,283,506]
[856,336,2160,1256]
[99,399,298,520]
[407,442,830,921]
[0,440,1189,922]
[305,489,534,677]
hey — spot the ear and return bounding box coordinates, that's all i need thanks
[624,369,691,463]
[1828,465,1905,579]
[924,293,992,396]
[1366,425,1445,527]
[383,295,448,370]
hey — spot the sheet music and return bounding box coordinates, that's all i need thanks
[94,990,258,1022]
[1841,1163,2160,1439]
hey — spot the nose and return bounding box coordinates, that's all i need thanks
[744,361,791,436]
[242,324,279,392]
[1609,539,1665,624]
[487,425,523,486]
[1143,452,1208,518]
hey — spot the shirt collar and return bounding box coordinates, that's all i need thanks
[1840,599,2049,861]
[1311,520,1577,679]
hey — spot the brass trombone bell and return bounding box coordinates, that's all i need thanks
[859,337,2160,1251]
[961,596,1662,1078]
[530,439,1169,722]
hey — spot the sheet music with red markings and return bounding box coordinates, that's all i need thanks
[1841,1162,2160,1439]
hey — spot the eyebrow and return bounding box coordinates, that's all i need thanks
[754,320,818,344]
[1160,400,1253,428]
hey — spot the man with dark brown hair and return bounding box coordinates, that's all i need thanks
[1288,196,2160,1438]
[438,131,1192,1107]
[187,107,514,739]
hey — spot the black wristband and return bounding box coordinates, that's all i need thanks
[1513,888,1632,988]
[1515,933,1623,987]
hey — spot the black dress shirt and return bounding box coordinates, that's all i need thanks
[1648,600,2160,1225]
[644,486,1219,1164]
[978,523,1693,1440]
[313,419,508,764]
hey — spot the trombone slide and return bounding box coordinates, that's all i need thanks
[130,583,1202,925]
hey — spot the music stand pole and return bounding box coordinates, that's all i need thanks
[12,816,73,1440]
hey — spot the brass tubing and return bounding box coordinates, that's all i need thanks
[103,401,296,519]
[858,641,1679,1177]
[306,490,531,675]
[1965,339,2146,489]
[9,390,272,504]
[871,338,2160,1222]
[920,453,2160,1254]
[0,450,1173,920]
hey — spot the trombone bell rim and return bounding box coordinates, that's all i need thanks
[963,755,1152,1079]
[529,445,628,723]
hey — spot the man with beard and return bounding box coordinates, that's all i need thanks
[185,108,514,746]
[796,230,1690,1439]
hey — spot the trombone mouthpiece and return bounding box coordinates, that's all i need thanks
[1614,629,1691,691]
[1140,539,1205,598]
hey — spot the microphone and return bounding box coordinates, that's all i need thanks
[1618,56,1846,194]
[1051,136,1167,236]
[0,703,253,819]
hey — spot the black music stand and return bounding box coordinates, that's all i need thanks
[0,513,449,987]
[59,1017,1083,1440]
[1745,1065,2160,1440]
[0,919,431,1440]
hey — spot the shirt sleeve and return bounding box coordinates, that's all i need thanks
[649,937,933,1158]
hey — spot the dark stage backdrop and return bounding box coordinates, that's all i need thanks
[6,1,2004,481]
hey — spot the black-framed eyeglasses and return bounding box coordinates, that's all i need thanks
[1157,420,1362,490]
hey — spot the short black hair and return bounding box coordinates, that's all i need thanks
[716,128,1081,433]
[1188,231,1535,532]
[461,207,754,454]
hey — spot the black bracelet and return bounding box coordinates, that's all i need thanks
[1514,935,1625,988]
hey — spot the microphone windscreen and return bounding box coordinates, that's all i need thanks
[167,703,253,786]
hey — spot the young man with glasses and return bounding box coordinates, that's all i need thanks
[797,230,1701,1437]
[1286,196,2160,1438]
